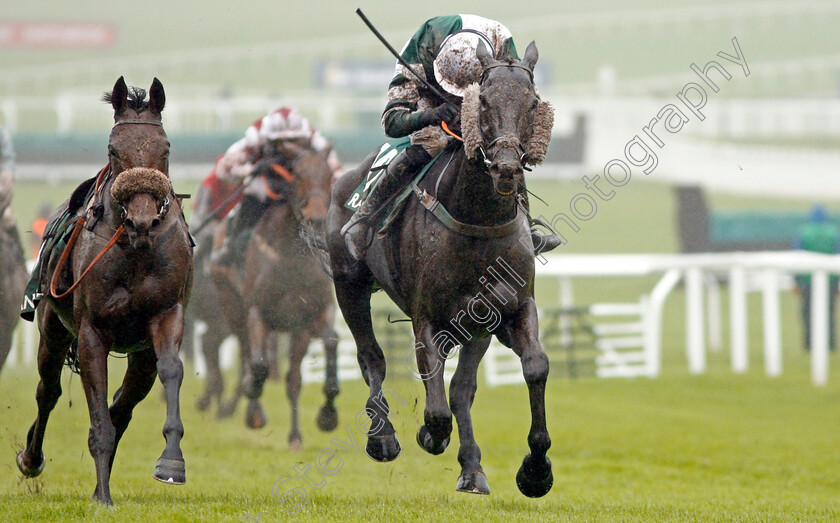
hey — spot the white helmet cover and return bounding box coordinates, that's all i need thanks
[433,30,495,97]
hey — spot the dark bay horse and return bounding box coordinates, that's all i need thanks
[16,77,193,505]
[210,145,339,449]
[325,42,554,497]
[0,218,27,375]
[187,221,282,415]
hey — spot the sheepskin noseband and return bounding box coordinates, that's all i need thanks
[461,82,555,165]
[111,167,171,203]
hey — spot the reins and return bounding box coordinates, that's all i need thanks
[49,217,125,299]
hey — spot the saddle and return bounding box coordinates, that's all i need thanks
[20,170,104,321]
[344,137,446,238]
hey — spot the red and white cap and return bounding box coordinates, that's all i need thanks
[259,107,312,141]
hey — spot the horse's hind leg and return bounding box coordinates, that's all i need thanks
[107,348,157,473]
[510,299,553,498]
[285,330,312,450]
[17,306,72,479]
[413,322,453,456]
[333,278,400,462]
[450,338,492,495]
[149,304,187,486]
[316,311,340,432]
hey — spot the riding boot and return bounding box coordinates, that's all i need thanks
[519,181,562,256]
[341,144,432,261]
[212,195,268,266]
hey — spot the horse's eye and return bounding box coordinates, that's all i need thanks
[108,146,116,157]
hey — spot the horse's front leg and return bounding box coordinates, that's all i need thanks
[243,306,269,429]
[509,299,553,498]
[286,330,312,450]
[413,322,453,456]
[77,320,116,505]
[450,337,492,494]
[149,304,187,485]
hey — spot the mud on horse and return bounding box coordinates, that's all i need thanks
[16,77,193,505]
[326,42,554,497]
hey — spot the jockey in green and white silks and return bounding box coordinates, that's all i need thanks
[342,14,560,260]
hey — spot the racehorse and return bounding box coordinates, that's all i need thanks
[325,42,554,497]
[210,144,339,449]
[187,222,283,415]
[0,218,27,376]
[15,77,193,505]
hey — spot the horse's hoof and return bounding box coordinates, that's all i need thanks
[456,470,491,495]
[416,425,449,455]
[91,491,114,506]
[217,400,236,419]
[289,437,303,453]
[153,457,186,485]
[16,450,45,478]
[316,404,338,432]
[365,433,401,462]
[516,454,553,498]
[245,401,267,429]
[196,395,212,412]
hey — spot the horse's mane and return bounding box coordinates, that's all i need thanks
[101,86,150,111]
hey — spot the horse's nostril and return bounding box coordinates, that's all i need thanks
[123,218,135,231]
[151,218,161,228]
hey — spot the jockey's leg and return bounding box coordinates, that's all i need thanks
[212,194,270,266]
[518,180,562,256]
[341,144,432,261]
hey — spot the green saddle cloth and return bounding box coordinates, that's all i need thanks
[20,176,98,322]
[344,137,443,233]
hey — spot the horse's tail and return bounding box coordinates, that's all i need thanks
[300,222,333,279]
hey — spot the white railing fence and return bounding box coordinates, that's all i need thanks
[8,251,840,386]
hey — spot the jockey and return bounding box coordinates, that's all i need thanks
[212,107,343,265]
[342,14,561,260]
[0,126,16,233]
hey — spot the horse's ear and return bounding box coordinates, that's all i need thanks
[522,41,539,71]
[110,76,128,114]
[475,40,494,68]
[149,78,166,115]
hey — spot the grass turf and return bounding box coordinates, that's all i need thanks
[1,357,839,521]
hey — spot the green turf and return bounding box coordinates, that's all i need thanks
[1,350,839,521]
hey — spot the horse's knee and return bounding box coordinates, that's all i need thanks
[521,350,549,384]
[157,354,183,382]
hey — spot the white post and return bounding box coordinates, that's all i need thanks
[685,267,705,374]
[24,320,37,366]
[729,266,749,373]
[193,320,207,377]
[762,268,782,377]
[558,277,574,347]
[646,269,682,377]
[706,274,722,351]
[811,270,829,386]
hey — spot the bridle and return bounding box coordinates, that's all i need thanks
[109,117,171,226]
[474,63,535,173]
